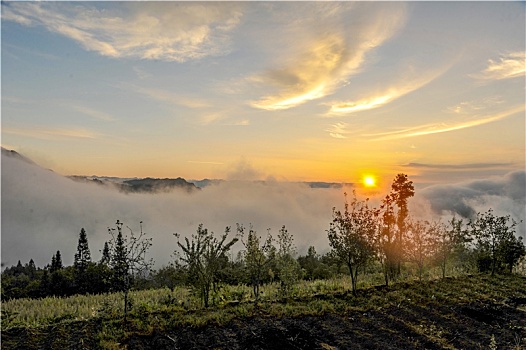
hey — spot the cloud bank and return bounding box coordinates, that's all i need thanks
[1,152,344,268]
[420,170,526,237]
[2,151,524,270]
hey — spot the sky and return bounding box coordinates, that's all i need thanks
[1,1,525,186]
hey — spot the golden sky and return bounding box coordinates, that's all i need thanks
[2,2,524,185]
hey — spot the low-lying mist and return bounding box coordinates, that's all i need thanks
[2,151,524,269]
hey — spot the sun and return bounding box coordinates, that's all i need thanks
[363,175,376,187]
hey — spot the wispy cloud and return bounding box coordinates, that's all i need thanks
[447,96,505,114]
[187,160,224,165]
[403,162,513,170]
[68,104,116,122]
[3,126,100,140]
[368,105,524,141]
[250,3,407,111]
[472,52,525,80]
[128,85,211,109]
[325,122,351,139]
[2,2,243,62]
[327,66,448,115]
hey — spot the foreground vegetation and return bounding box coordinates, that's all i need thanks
[2,273,525,349]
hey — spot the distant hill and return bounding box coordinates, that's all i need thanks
[1,147,37,165]
[68,175,198,193]
[2,147,350,192]
[121,177,198,193]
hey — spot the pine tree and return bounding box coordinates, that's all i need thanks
[50,251,63,273]
[74,228,92,294]
[74,228,91,268]
[100,242,111,265]
[111,223,128,292]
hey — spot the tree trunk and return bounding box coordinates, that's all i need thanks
[348,263,357,296]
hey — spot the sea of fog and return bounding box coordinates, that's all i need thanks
[1,151,524,268]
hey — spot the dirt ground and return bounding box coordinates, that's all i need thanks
[124,300,525,350]
[3,278,525,350]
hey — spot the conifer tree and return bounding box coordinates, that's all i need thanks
[100,241,111,265]
[50,251,63,273]
[74,228,92,293]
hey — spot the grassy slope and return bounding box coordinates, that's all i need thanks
[2,274,525,350]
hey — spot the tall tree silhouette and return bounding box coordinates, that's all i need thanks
[390,174,414,275]
[74,228,92,293]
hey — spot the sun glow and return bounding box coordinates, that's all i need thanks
[363,175,376,187]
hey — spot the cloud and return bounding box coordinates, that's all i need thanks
[187,161,224,166]
[2,2,243,62]
[1,152,345,267]
[128,85,211,109]
[250,3,407,110]
[420,171,526,237]
[2,151,524,269]
[68,104,116,122]
[447,96,505,115]
[326,122,351,139]
[404,162,514,170]
[367,105,525,140]
[3,126,100,140]
[472,52,526,80]
[225,158,263,181]
[327,66,449,115]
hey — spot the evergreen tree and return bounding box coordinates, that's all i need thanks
[74,228,92,294]
[50,251,63,273]
[100,241,111,265]
[27,259,36,279]
[110,223,128,292]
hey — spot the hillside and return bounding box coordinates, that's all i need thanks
[2,274,525,350]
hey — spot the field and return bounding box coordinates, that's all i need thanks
[2,273,526,349]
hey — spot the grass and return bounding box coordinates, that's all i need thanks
[2,271,525,349]
[0,266,474,329]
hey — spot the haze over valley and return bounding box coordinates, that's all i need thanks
[2,148,524,269]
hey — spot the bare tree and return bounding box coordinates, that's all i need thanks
[107,220,153,322]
